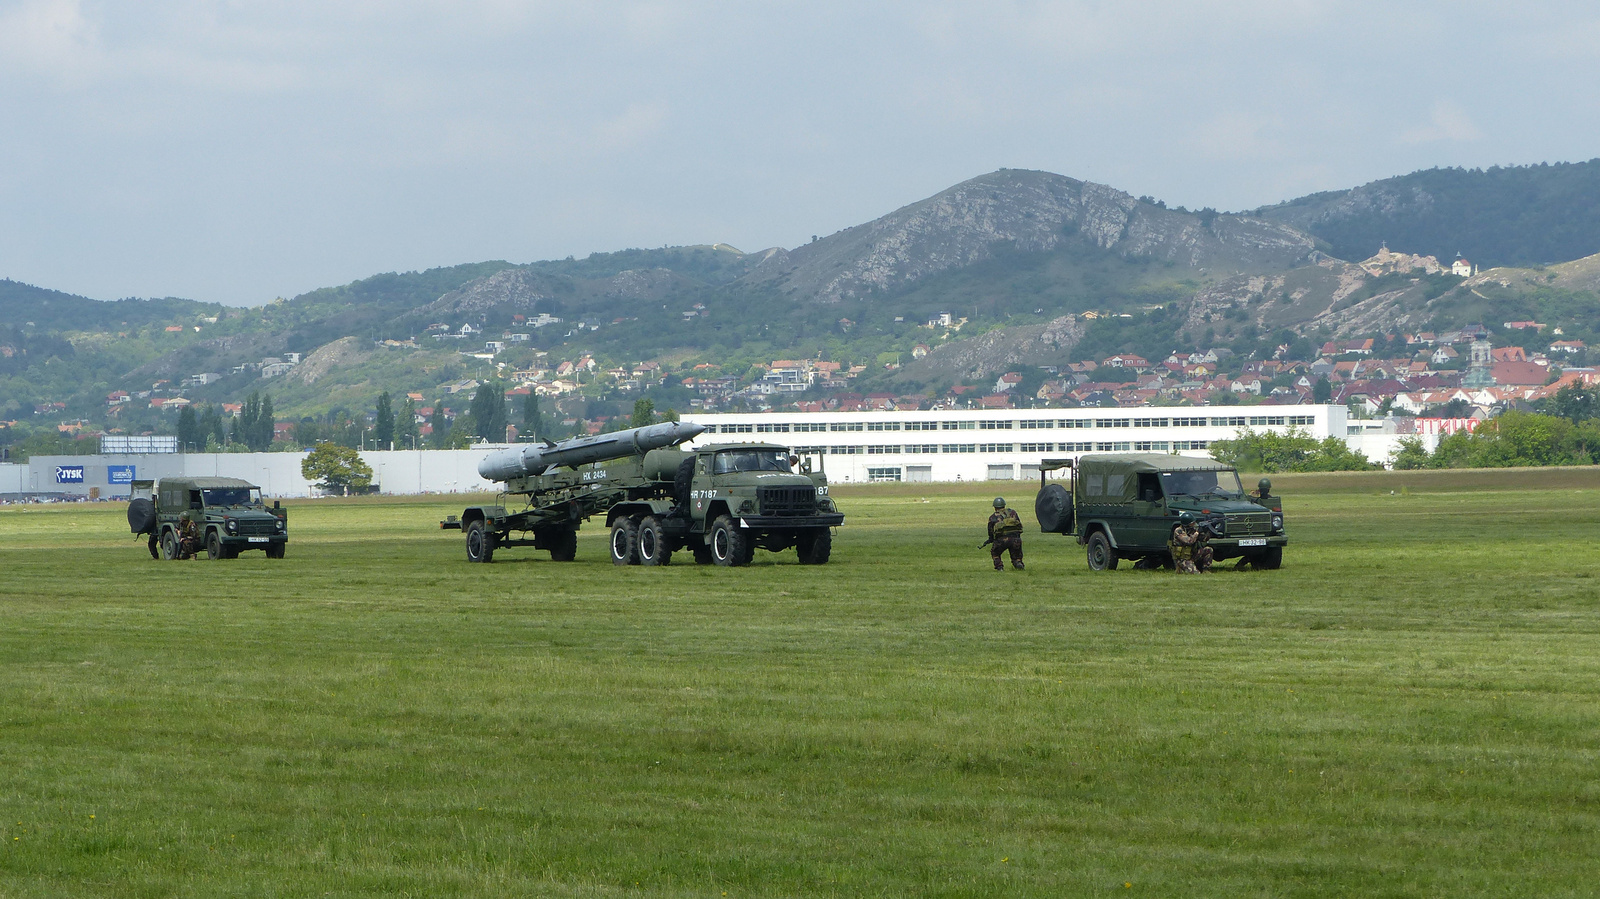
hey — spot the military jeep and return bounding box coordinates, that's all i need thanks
[1034,454,1286,570]
[127,477,288,560]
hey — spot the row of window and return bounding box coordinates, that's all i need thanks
[801,441,1203,455]
[706,415,1316,435]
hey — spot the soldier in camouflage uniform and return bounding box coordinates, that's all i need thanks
[177,512,201,560]
[1169,512,1213,574]
[987,497,1024,571]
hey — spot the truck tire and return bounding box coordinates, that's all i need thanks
[610,517,640,565]
[638,516,672,566]
[1034,484,1072,534]
[466,520,496,563]
[797,530,832,565]
[692,543,714,565]
[1086,530,1118,571]
[127,498,156,535]
[161,529,179,561]
[673,457,695,511]
[1255,546,1283,570]
[206,531,224,561]
[709,515,750,567]
[266,543,285,560]
[548,528,577,562]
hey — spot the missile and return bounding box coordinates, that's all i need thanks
[477,421,706,481]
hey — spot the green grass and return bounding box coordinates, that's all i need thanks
[3,474,1599,896]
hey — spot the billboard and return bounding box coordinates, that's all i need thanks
[108,465,136,484]
[55,465,85,484]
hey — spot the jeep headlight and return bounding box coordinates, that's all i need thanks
[224,518,237,535]
[275,517,286,532]
[1271,514,1283,533]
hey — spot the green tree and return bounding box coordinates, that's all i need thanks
[199,404,224,447]
[397,396,420,450]
[1391,436,1432,470]
[630,398,657,428]
[470,382,507,442]
[300,442,374,496]
[176,405,200,451]
[1210,427,1376,473]
[255,394,275,450]
[428,404,449,449]
[374,391,395,450]
[1312,377,1332,403]
[522,392,542,439]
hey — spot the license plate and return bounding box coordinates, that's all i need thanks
[1238,538,1266,547]
[248,537,269,543]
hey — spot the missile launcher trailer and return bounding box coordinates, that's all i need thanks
[442,422,844,566]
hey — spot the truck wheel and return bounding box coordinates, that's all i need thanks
[127,498,156,535]
[161,529,179,561]
[797,530,832,565]
[1086,531,1118,571]
[710,515,749,567]
[610,517,640,565]
[266,543,285,560]
[147,534,160,559]
[1256,546,1283,570]
[548,528,577,562]
[466,520,496,563]
[206,531,224,561]
[692,543,714,565]
[638,516,672,566]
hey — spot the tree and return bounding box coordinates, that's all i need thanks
[469,382,507,442]
[255,394,275,450]
[199,404,225,447]
[300,442,374,496]
[630,398,657,428]
[1312,377,1332,403]
[397,396,420,450]
[177,405,199,451]
[1209,427,1377,472]
[428,404,449,449]
[374,391,395,450]
[522,392,542,440]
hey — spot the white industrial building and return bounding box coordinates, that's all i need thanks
[678,403,1405,483]
[2,403,1419,499]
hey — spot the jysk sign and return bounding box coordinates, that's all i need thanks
[108,465,136,484]
[55,465,85,484]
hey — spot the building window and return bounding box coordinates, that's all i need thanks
[979,420,1013,430]
[1094,418,1131,428]
[904,444,939,454]
[986,464,1015,480]
[1020,442,1053,452]
[828,446,862,455]
[942,421,977,430]
[1019,419,1055,429]
[904,421,938,431]
[1171,417,1206,427]
[978,443,1014,453]
[867,467,902,482]
[1288,415,1316,426]
[830,422,864,432]
[756,423,791,433]
[867,422,901,431]
[1172,440,1209,450]
[1133,418,1169,428]
[865,445,900,455]
[1134,441,1170,451]
[942,444,977,453]
[1211,416,1246,427]
[1248,416,1287,426]
[1060,441,1093,452]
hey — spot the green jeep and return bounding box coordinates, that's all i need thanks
[1034,454,1286,570]
[127,477,288,560]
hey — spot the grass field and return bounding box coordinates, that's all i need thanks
[3,472,1599,896]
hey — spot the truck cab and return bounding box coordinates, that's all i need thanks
[127,477,288,560]
[1035,454,1285,570]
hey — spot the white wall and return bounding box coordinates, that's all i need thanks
[0,463,25,493]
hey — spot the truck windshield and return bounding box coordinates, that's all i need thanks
[202,487,262,506]
[1158,469,1243,498]
[712,451,793,474]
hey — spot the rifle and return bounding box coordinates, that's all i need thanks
[979,536,994,550]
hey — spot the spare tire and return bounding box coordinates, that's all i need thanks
[1035,483,1073,534]
[127,498,156,535]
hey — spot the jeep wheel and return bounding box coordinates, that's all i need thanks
[610,517,640,565]
[266,543,285,560]
[466,520,496,563]
[548,528,577,562]
[1256,546,1283,570]
[161,530,179,561]
[710,515,750,567]
[206,531,224,561]
[1086,531,1118,571]
[797,530,832,565]
[638,516,672,566]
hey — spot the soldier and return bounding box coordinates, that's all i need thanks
[1169,512,1213,574]
[987,497,1024,571]
[177,512,200,560]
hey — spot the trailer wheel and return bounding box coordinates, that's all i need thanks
[797,530,832,565]
[548,528,577,562]
[638,516,672,566]
[466,520,496,563]
[610,517,640,565]
[710,515,749,567]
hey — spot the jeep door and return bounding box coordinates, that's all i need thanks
[1130,472,1170,551]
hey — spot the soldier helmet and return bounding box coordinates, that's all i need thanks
[1178,511,1195,524]
[993,497,1006,509]
[1257,477,1272,495]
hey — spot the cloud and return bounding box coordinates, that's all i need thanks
[0,0,99,81]
[1401,101,1484,144]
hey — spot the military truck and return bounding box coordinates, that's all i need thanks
[1033,454,1285,570]
[127,477,288,560]
[442,422,844,566]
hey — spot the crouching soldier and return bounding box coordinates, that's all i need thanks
[177,512,201,560]
[987,497,1024,571]
[1169,512,1213,573]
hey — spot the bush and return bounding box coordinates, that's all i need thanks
[1209,427,1378,473]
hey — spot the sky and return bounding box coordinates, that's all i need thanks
[3,1,1599,306]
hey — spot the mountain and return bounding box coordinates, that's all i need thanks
[1253,160,1600,269]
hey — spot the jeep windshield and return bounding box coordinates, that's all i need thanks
[712,450,792,474]
[201,487,262,507]
[1159,469,1244,499]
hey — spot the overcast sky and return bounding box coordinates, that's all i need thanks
[3,1,1598,306]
